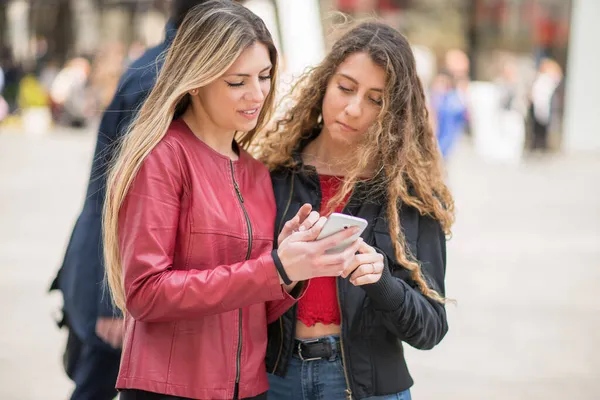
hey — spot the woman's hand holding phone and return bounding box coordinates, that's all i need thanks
[341,241,385,286]
[276,205,364,282]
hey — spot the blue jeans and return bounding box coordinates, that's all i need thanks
[267,336,411,400]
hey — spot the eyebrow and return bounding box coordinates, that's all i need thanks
[225,65,272,78]
[336,73,383,93]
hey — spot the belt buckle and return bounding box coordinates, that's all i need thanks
[297,339,321,362]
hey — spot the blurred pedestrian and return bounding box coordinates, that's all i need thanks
[0,64,4,94]
[261,22,454,400]
[49,1,223,399]
[0,64,7,122]
[530,58,563,152]
[49,57,94,127]
[103,1,360,399]
[430,70,467,159]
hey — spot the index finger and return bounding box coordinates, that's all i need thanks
[293,204,313,225]
[279,204,312,238]
[298,211,320,232]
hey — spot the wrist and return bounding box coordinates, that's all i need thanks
[272,249,293,285]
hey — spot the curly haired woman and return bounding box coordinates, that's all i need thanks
[261,22,455,400]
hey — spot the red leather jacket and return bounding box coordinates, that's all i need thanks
[116,120,297,399]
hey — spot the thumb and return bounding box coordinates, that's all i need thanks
[357,240,376,254]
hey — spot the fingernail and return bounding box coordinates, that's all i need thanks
[299,226,306,231]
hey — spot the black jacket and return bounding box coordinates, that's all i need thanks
[49,23,178,348]
[265,154,449,399]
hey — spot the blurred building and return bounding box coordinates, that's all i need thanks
[313,0,599,153]
[0,0,168,64]
[1,0,597,151]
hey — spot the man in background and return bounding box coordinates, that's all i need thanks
[50,2,219,399]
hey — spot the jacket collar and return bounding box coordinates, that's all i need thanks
[290,125,321,170]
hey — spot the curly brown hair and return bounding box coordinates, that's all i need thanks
[260,21,455,303]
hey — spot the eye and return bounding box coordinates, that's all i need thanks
[259,75,272,81]
[369,97,383,106]
[338,85,352,93]
[226,81,244,87]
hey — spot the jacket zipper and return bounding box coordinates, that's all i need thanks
[230,160,252,399]
[272,174,295,374]
[336,279,353,400]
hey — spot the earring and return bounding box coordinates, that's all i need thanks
[190,89,198,95]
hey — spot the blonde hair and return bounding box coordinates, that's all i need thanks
[103,0,279,313]
[261,22,454,303]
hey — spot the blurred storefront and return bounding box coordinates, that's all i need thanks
[1,0,597,151]
[317,0,600,153]
[318,0,572,80]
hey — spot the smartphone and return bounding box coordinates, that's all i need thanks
[316,213,368,254]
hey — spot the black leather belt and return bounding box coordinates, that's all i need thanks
[293,337,341,361]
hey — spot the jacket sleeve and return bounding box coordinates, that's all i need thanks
[361,214,448,350]
[118,140,287,323]
[265,281,310,324]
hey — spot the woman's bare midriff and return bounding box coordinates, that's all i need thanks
[295,321,341,339]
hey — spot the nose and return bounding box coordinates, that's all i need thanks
[244,78,266,103]
[344,96,362,118]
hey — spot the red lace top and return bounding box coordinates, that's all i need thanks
[297,174,351,327]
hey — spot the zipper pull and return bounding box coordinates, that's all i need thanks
[345,389,353,400]
[234,182,244,203]
[230,160,244,203]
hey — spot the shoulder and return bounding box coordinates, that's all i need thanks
[157,120,193,156]
[269,165,295,191]
[142,120,190,170]
[240,149,272,182]
[269,165,291,179]
[116,43,167,100]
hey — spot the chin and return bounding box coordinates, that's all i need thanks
[235,121,259,133]
[329,130,356,145]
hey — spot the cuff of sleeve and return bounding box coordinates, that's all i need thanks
[361,253,406,312]
[260,252,287,301]
[266,280,310,323]
[287,279,310,300]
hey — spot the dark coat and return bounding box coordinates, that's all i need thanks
[50,23,177,349]
[265,141,449,398]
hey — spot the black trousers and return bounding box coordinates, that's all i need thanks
[119,390,267,400]
[65,329,121,400]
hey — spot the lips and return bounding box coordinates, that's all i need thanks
[238,107,261,120]
[336,120,357,131]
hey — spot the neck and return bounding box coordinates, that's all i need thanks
[182,107,238,160]
[304,126,371,177]
[302,127,349,176]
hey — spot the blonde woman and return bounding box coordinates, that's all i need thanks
[103,2,361,399]
[262,22,455,399]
